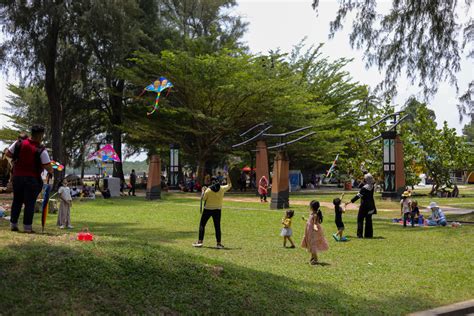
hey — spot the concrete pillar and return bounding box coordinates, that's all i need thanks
[395,135,406,194]
[270,151,289,209]
[146,155,161,200]
[255,140,269,190]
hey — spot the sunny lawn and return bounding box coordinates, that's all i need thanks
[0,193,472,315]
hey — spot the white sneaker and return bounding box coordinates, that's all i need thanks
[192,242,203,247]
[59,225,65,229]
[67,225,74,229]
[216,244,225,249]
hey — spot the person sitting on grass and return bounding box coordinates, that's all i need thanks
[332,195,347,241]
[410,200,420,227]
[301,200,329,265]
[280,209,295,248]
[427,202,447,226]
[193,173,232,249]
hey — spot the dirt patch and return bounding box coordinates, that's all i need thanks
[190,195,360,210]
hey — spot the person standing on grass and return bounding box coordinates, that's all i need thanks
[57,179,73,229]
[280,209,295,248]
[345,173,377,238]
[332,196,347,242]
[128,169,137,196]
[258,175,269,202]
[5,125,53,233]
[193,174,232,249]
[400,191,412,227]
[301,200,329,265]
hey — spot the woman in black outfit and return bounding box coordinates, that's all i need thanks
[345,173,377,238]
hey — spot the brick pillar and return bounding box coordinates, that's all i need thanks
[395,135,406,194]
[146,155,161,200]
[270,151,289,209]
[255,140,269,191]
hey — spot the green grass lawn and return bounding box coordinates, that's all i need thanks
[0,193,473,315]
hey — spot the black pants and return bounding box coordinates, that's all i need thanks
[128,183,136,196]
[357,210,373,238]
[198,209,222,243]
[260,194,267,201]
[11,176,43,227]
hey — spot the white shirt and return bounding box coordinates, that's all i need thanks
[400,198,411,213]
[58,186,72,202]
[8,140,51,164]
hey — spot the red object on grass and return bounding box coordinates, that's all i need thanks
[77,230,94,241]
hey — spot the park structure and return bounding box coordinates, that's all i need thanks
[233,123,315,209]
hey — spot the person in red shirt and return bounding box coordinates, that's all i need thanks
[5,125,53,233]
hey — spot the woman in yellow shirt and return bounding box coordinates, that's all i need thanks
[193,174,232,249]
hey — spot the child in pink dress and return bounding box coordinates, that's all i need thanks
[301,200,329,265]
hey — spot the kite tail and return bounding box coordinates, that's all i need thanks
[147,93,161,116]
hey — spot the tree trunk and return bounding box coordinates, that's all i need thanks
[197,158,206,183]
[44,12,63,189]
[110,79,125,181]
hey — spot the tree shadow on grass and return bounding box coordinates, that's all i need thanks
[0,239,441,315]
[70,220,196,244]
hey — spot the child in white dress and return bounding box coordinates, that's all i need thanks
[57,179,73,229]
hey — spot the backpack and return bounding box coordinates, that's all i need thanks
[12,139,46,174]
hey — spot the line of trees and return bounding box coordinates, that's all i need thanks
[0,1,472,191]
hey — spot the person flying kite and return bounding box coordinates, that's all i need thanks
[139,77,173,116]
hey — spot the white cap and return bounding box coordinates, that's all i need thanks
[429,202,438,208]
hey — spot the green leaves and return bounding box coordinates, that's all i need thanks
[401,99,470,188]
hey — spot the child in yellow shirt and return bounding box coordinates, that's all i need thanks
[281,209,295,248]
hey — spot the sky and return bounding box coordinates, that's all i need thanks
[234,0,473,133]
[0,0,472,147]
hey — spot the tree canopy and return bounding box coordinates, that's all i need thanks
[312,0,473,119]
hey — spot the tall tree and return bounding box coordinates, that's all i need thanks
[160,0,248,53]
[122,49,312,179]
[312,0,473,114]
[0,0,70,166]
[76,0,148,181]
[401,101,469,192]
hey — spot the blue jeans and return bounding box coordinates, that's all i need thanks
[10,176,43,229]
[427,219,447,226]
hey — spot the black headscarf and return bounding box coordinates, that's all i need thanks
[210,176,220,192]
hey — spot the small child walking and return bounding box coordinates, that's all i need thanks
[400,191,412,227]
[332,196,347,241]
[301,200,329,265]
[280,209,295,248]
[57,179,73,229]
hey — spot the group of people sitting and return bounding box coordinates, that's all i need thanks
[70,184,96,199]
[400,190,447,227]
